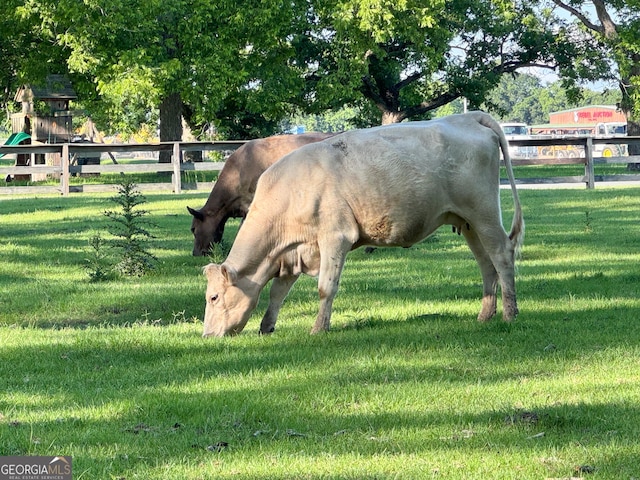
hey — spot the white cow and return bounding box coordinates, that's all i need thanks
[202,111,524,337]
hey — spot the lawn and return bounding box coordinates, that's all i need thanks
[1,186,639,479]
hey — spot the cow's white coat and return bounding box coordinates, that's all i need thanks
[202,112,524,337]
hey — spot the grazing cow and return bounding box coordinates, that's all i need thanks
[202,112,524,337]
[187,132,334,256]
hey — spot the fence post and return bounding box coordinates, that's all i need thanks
[61,143,70,196]
[585,137,595,189]
[172,142,182,194]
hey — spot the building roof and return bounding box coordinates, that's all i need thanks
[549,105,619,115]
[14,75,77,102]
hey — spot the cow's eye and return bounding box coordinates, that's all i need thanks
[190,227,196,234]
[210,294,219,303]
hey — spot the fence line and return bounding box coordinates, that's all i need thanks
[1,137,640,196]
[505,136,640,189]
[0,141,245,196]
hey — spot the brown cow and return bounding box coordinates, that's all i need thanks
[202,112,524,337]
[187,133,334,256]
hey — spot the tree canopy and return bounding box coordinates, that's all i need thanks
[1,0,68,120]
[294,0,601,125]
[14,0,310,139]
[548,0,640,154]
[2,0,639,139]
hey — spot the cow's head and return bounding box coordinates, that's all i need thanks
[188,206,226,256]
[202,263,258,337]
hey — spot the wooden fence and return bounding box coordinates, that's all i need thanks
[0,141,246,196]
[505,136,640,189]
[1,136,640,196]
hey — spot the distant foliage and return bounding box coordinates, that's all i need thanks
[483,74,623,125]
[104,178,157,277]
[281,107,359,133]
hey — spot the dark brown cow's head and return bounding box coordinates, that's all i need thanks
[187,206,227,256]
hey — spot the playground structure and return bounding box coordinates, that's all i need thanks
[6,75,77,181]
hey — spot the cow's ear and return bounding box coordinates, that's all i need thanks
[203,263,218,278]
[187,206,205,221]
[221,264,238,286]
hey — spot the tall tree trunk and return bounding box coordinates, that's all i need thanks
[380,110,405,125]
[159,92,183,164]
[624,111,640,170]
[624,110,640,170]
[579,0,639,169]
[623,54,640,170]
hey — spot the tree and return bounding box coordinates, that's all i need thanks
[104,179,157,277]
[292,0,599,125]
[0,0,71,122]
[484,74,623,125]
[281,106,359,133]
[14,0,635,144]
[550,0,640,162]
[18,0,308,147]
[0,0,27,119]
[484,74,546,124]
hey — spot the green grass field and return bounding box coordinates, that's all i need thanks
[1,186,639,479]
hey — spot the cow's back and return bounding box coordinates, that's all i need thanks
[253,115,503,248]
[224,133,335,196]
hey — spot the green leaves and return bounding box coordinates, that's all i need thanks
[6,0,640,137]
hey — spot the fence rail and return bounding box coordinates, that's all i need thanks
[1,136,640,196]
[506,136,640,189]
[0,141,246,196]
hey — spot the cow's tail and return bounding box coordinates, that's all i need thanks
[470,111,525,256]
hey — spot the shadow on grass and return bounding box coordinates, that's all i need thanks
[2,189,640,476]
[2,322,639,478]
[2,264,640,476]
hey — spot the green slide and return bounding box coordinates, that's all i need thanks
[0,132,31,158]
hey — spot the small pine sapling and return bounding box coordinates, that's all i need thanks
[104,178,157,276]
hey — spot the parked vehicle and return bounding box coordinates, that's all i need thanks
[594,122,627,157]
[500,123,537,158]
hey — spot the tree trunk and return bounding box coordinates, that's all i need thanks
[626,115,640,170]
[159,92,183,164]
[623,57,640,170]
[381,110,405,125]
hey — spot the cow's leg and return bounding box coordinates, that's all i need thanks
[496,252,518,321]
[470,224,518,321]
[311,239,351,334]
[461,227,499,321]
[259,275,299,334]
